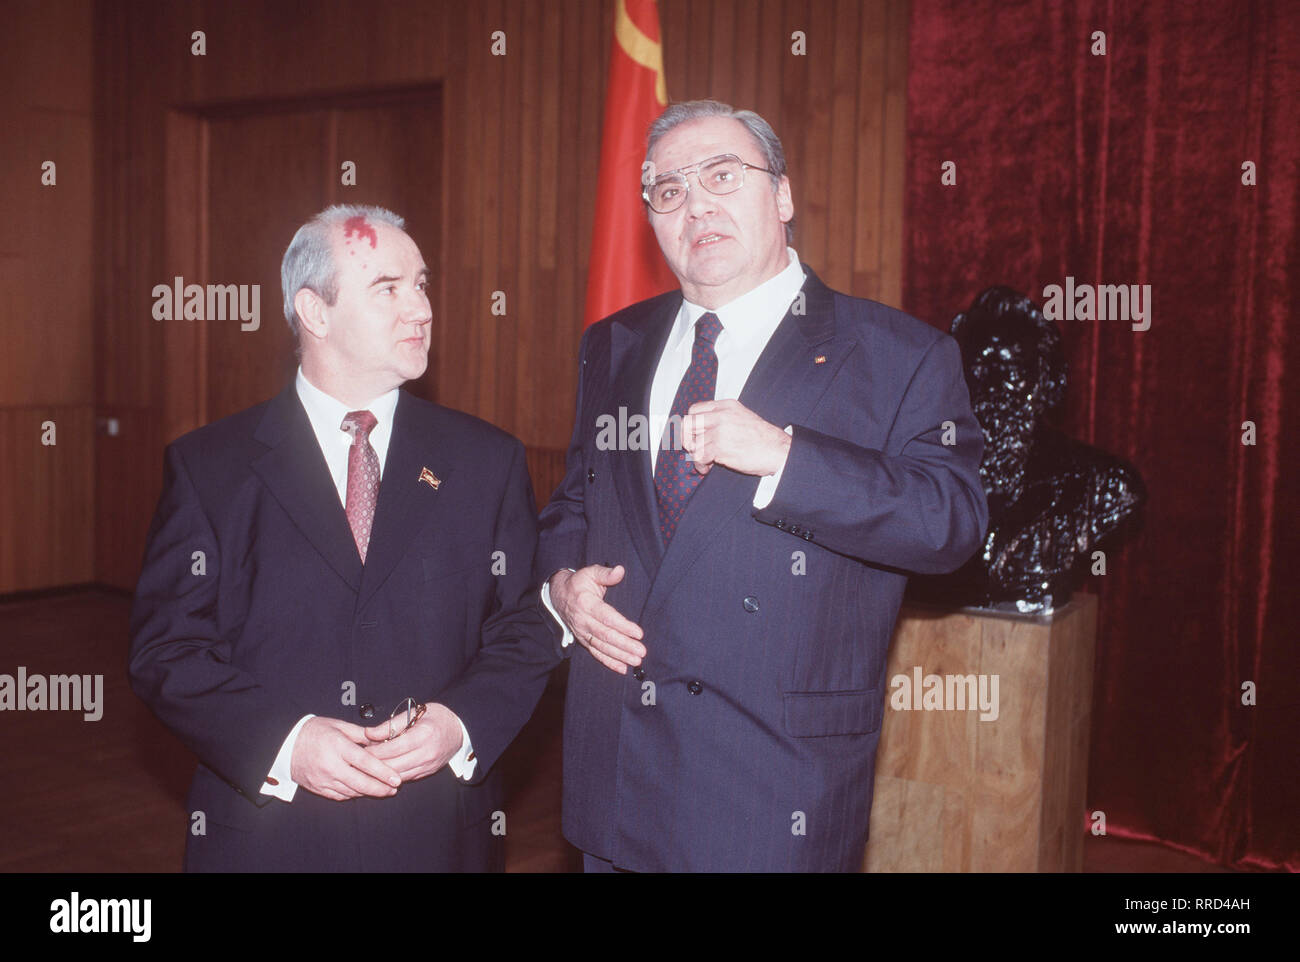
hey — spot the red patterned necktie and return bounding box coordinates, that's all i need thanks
[654,312,723,543]
[342,410,380,563]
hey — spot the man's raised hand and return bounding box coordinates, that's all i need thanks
[682,399,791,477]
[549,565,645,674]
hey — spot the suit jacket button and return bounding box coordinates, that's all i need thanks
[789,524,802,536]
[687,680,703,695]
[633,668,645,681]
[587,468,596,483]
[774,519,786,530]
[743,596,760,613]
[359,703,376,720]
[803,530,813,541]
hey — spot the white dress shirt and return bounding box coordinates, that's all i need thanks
[260,368,475,801]
[541,249,806,645]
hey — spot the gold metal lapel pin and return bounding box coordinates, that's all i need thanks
[418,467,441,490]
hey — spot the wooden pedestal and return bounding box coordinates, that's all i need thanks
[863,594,1097,872]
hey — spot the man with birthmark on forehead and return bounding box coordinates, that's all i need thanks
[538,101,988,872]
[129,204,560,871]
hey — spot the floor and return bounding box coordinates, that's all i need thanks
[0,588,1235,873]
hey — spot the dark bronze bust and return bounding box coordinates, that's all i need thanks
[909,286,1146,614]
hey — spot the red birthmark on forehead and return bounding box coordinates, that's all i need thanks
[343,215,378,249]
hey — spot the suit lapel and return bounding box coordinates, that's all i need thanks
[610,294,681,576]
[252,385,363,593]
[640,267,849,623]
[357,391,457,612]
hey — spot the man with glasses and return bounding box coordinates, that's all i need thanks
[538,101,988,871]
[130,205,558,871]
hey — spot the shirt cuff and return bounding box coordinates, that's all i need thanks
[752,425,795,510]
[541,572,577,649]
[260,714,315,801]
[445,712,477,781]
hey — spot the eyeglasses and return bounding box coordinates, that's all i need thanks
[387,697,427,741]
[642,153,776,213]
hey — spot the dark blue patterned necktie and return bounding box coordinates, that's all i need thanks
[655,312,723,543]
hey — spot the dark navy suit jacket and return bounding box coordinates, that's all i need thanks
[536,268,988,871]
[129,384,558,871]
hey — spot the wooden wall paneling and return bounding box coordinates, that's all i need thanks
[0,407,94,592]
[544,0,583,455]
[852,0,888,299]
[2,0,93,111]
[493,0,524,431]
[686,0,713,97]
[103,3,176,411]
[11,113,94,407]
[0,0,92,410]
[94,401,164,590]
[707,0,737,106]
[187,0,448,105]
[162,110,208,441]
[755,0,786,134]
[438,0,469,418]
[534,0,558,421]
[532,4,563,439]
[512,1,540,445]
[90,0,138,591]
[825,0,861,292]
[729,0,761,116]
[0,0,95,592]
[880,0,909,307]
[477,0,506,426]
[441,0,489,419]
[778,1,811,265]
[801,0,834,279]
[204,110,326,422]
[333,92,445,401]
[578,0,607,292]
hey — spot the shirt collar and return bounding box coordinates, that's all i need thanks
[671,247,806,351]
[295,367,401,438]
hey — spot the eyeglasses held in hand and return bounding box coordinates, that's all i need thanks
[387,697,427,741]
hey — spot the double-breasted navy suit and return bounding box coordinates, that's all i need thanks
[536,268,988,871]
[129,385,558,871]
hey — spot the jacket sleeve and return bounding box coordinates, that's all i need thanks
[753,334,989,574]
[434,438,562,782]
[127,444,309,802]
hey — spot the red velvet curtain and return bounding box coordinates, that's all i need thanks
[903,0,1298,870]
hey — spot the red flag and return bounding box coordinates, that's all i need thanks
[583,0,677,328]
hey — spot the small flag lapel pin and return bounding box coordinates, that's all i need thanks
[418,467,441,490]
[814,354,827,365]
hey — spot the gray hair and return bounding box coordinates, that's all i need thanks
[645,100,794,244]
[280,204,407,347]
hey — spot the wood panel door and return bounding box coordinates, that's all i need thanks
[170,88,444,430]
